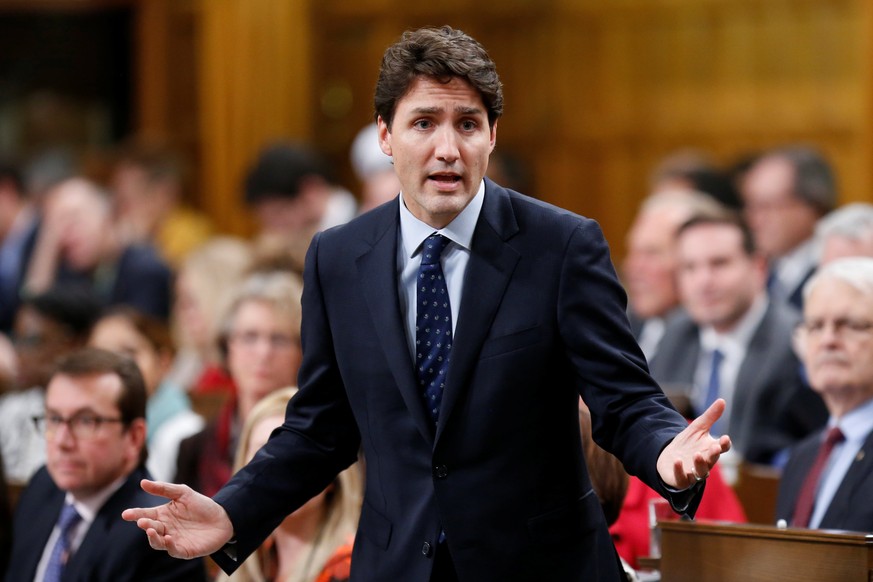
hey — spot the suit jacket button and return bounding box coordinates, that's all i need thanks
[434,465,448,479]
[422,541,433,557]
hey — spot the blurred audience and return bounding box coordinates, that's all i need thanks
[217,387,362,582]
[649,210,827,465]
[815,202,873,265]
[623,190,723,361]
[0,284,100,485]
[0,159,39,334]
[166,236,254,396]
[244,142,356,252]
[6,348,206,581]
[88,307,204,482]
[776,258,873,531]
[0,448,10,577]
[350,122,400,214]
[650,149,742,209]
[24,177,173,320]
[109,137,214,267]
[740,146,836,310]
[175,271,303,497]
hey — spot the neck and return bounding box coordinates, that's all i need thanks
[272,505,327,579]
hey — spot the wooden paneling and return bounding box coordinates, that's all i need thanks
[127,0,873,251]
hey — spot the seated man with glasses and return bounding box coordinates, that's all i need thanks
[776,257,873,531]
[6,348,206,581]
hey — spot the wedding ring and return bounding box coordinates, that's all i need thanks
[692,469,708,482]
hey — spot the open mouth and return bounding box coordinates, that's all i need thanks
[429,174,462,184]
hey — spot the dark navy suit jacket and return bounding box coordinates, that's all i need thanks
[213,180,701,581]
[5,466,205,582]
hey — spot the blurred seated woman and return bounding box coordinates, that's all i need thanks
[88,306,204,481]
[175,271,303,497]
[218,387,362,582]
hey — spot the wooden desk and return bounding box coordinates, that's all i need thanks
[659,520,873,582]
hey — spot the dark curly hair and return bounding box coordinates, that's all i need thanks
[374,26,504,130]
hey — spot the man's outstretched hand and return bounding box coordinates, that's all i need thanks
[657,398,732,490]
[121,480,234,559]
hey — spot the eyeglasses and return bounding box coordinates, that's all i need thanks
[230,330,297,350]
[32,414,124,439]
[797,318,873,340]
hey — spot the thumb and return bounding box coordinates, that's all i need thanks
[690,398,726,433]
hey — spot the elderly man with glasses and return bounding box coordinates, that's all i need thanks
[776,257,873,530]
[6,348,205,581]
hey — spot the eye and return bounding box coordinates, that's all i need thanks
[74,415,100,429]
[413,119,432,130]
[460,119,478,131]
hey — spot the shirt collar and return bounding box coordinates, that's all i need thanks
[699,293,769,356]
[65,473,128,524]
[831,398,873,443]
[399,180,485,258]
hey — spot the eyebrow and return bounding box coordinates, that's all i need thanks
[409,105,485,116]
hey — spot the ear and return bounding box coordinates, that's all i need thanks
[377,116,392,157]
[489,119,498,153]
[125,418,147,463]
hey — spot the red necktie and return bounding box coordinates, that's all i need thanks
[792,426,845,527]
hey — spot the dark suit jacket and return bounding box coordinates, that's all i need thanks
[213,180,700,581]
[776,427,873,531]
[648,301,827,463]
[5,466,205,582]
[57,243,173,321]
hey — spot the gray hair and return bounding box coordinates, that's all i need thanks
[803,257,873,302]
[816,203,873,242]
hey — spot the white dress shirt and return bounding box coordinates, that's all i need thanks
[398,181,485,360]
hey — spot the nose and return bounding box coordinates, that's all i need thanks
[434,126,459,163]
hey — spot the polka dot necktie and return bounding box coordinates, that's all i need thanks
[416,233,453,424]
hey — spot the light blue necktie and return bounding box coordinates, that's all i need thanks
[702,348,724,435]
[44,503,82,582]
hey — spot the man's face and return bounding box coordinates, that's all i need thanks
[741,156,819,260]
[378,76,496,229]
[623,208,685,319]
[800,278,873,413]
[677,223,766,332]
[44,372,143,498]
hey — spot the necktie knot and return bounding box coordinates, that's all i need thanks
[421,234,450,266]
[824,426,845,448]
[57,503,81,536]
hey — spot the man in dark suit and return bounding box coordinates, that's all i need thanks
[649,210,827,465]
[6,348,205,581]
[776,258,873,531]
[123,26,730,581]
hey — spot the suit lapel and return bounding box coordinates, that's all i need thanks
[821,429,873,526]
[357,207,436,445]
[436,182,520,445]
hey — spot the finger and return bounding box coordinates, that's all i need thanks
[693,452,710,481]
[689,398,726,433]
[140,479,188,500]
[121,507,157,522]
[146,527,168,551]
[137,518,166,535]
[718,434,732,454]
[672,458,690,489]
